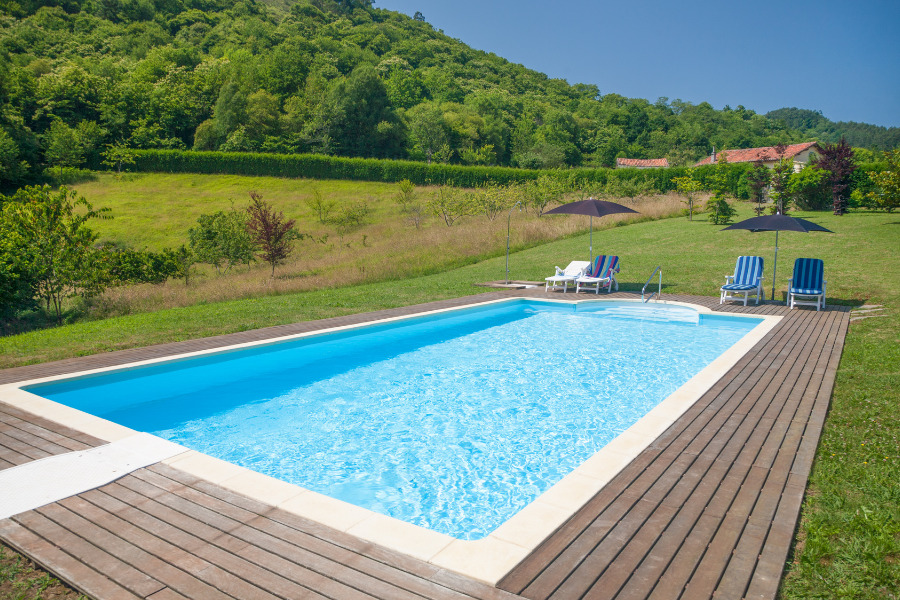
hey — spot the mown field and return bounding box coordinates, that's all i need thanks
[0,173,897,598]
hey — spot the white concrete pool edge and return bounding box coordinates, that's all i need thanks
[0,297,781,585]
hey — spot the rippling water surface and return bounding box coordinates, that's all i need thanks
[33,301,759,539]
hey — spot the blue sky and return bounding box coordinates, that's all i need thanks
[375,0,900,128]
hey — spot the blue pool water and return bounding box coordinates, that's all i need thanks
[28,300,761,540]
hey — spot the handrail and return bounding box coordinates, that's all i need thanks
[642,266,662,303]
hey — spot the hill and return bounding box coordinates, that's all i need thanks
[0,0,891,191]
[766,107,900,152]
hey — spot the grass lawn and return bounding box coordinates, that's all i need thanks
[0,204,897,597]
[58,172,678,318]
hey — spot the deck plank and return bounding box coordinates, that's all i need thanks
[497,297,848,599]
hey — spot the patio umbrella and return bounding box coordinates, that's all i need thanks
[721,214,833,301]
[544,198,639,261]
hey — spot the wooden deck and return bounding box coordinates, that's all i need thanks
[0,291,849,600]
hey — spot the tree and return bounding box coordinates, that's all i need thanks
[523,175,564,216]
[789,164,829,211]
[326,66,404,159]
[744,160,770,216]
[245,90,281,140]
[815,138,856,215]
[192,119,218,151]
[429,186,474,226]
[472,184,507,221]
[101,143,136,176]
[406,102,448,164]
[865,149,900,212]
[1,185,110,323]
[0,211,37,330]
[0,129,29,189]
[672,168,702,220]
[394,179,423,228]
[43,119,84,168]
[246,191,299,276]
[706,152,737,224]
[769,157,794,214]
[383,67,427,110]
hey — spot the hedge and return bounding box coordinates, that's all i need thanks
[125,150,752,196]
[129,150,547,187]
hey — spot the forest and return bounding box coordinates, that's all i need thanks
[766,107,900,151]
[0,0,896,192]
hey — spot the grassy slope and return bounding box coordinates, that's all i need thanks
[64,172,673,318]
[72,172,404,250]
[0,205,897,596]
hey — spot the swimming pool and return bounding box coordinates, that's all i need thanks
[26,299,764,541]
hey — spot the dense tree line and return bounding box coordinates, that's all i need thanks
[0,0,889,192]
[766,108,900,152]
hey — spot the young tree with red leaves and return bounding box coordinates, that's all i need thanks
[246,191,299,277]
[815,138,856,215]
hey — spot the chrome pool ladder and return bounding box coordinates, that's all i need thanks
[642,266,662,303]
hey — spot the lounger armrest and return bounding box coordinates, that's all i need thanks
[554,266,564,276]
[724,275,734,284]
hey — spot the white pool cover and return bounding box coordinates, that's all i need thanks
[0,433,186,519]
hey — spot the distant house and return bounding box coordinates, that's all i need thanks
[615,158,670,169]
[694,142,822,171]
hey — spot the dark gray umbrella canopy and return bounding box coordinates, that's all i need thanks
[721,214,833,300]
[720,214,833,234]
[545,198,640,219]
[545,198,638,261]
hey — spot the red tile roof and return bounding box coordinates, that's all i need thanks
[694,142,820,165]
[616,158,670,168]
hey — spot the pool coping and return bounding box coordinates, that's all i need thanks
[0,297,781,585]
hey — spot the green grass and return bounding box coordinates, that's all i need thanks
[72,172,405,250]
[1,204,897,596]
[0,544,87,600]
[779,315,900,598]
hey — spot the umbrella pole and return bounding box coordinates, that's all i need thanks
[772,230,779,301]
[590,216,593,262]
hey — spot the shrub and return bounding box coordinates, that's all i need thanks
[790,164,830,211]
[102,245,184,284]
[42,166,96,186]
[188,208,255,274]
[305,187,336,223]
